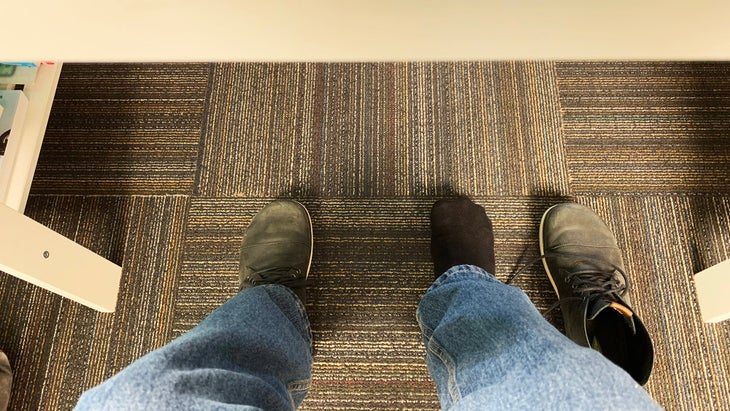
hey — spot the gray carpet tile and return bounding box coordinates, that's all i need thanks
[0,195,188,410]
[175,196,576,410]
[4,62,730,411]
[558,62,730,194]
[30,64,211,195]
[195,62,570,198]
[574,195,730,410]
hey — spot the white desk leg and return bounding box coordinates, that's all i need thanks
[695,259,730,323]
[0,203,121,312]
[0,62,62,213]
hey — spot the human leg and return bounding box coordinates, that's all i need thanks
[417,265,659,410]
[76,285,312,410]
[76,200,314,410]
[419,198,660,410]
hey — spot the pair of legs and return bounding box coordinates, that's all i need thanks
[75,198,660,410]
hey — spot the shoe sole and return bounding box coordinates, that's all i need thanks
[291,200,314,280]
[539,203,562,300]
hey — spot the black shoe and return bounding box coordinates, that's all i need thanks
[239,200,313,303]
[431,197,496,278]
[540,203,654,385]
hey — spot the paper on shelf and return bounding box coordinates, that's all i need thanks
[0,62,40,85]
[0,91,29,174]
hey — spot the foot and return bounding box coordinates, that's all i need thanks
[540,202,653,385]
[430,197,495,278]
[239,200,313,303]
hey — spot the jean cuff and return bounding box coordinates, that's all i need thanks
[427,264,498,294]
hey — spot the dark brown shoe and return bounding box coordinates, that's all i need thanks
[540,202,654,385]
[239,200,313,303]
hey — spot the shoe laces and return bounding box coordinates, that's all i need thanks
[246,266,303,286]
[507,251,629,315]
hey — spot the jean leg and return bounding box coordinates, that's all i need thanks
[417,265,661,410]
[75,285,312,411]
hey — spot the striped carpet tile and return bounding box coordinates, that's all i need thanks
[0,195,188,410]
[575,195,730,410]
[195,62,570,198]
[175,196,574,410]
[557,62,730,194]
[4,62,729,411]
[0,196,126,410]
[30,63,211,195]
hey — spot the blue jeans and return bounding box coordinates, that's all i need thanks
[75,265,660,410]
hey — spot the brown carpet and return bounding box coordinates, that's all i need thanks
[0,62,728,410]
